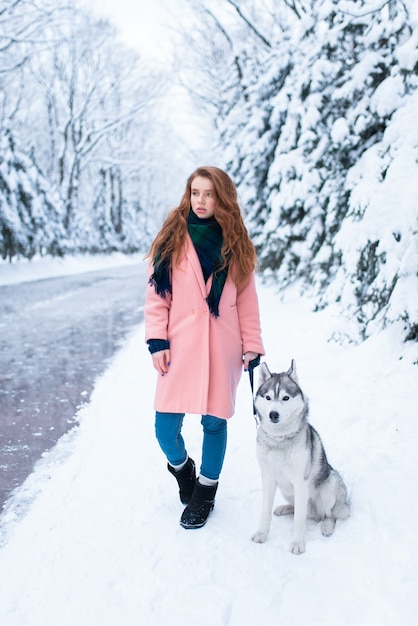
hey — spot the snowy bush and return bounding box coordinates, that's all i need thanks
[0,132,65,260]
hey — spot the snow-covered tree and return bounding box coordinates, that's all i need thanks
[176,0,418,342]
[0,131,65,260]
[0,0,167,259]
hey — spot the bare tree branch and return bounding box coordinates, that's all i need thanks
[225,0,272,48]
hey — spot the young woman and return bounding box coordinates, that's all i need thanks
[145,166,264,529]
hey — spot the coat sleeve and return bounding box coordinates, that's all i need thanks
[144,260,172,342]
[236,272,265,356]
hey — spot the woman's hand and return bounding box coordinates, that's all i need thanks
[152,349,171,376]
[243,351,259,371]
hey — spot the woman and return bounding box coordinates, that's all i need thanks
[145,166,264,529]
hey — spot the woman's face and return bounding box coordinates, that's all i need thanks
[190,176,217,219]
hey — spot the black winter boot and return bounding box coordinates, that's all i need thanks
[180,479,218,529]
[167,457,196,505]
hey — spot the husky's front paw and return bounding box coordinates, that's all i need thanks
[289,540,305,555]
[251,531,268,543]
[321,517,336,537]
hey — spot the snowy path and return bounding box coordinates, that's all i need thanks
[0,276,416,626]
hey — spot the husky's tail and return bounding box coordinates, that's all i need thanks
[332,474,350,520]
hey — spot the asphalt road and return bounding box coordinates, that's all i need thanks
[0,263,146,511]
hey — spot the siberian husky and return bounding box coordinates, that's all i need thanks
[252,360,350,554]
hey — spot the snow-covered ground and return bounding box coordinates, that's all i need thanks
[0,255,417,626]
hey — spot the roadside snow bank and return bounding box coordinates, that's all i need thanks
[0,252,143,286]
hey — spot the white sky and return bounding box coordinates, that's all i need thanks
[78,0,177,61]
[76,0,214,165]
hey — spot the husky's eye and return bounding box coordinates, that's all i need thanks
[265,395,271,401]
[282,395,290,401]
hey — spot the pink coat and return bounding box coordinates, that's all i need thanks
[145,234,265,419]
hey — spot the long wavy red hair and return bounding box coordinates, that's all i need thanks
[147,166,258,287]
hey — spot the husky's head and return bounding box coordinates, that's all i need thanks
[254,360,307,435]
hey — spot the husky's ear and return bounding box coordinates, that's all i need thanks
[258,362,271,385]
[287,359,299,384]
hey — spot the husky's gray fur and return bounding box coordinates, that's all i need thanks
[252,360,350,554]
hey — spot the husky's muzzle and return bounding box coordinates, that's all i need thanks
[269,411,279,423]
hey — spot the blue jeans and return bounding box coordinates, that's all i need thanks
[155,412,227,481]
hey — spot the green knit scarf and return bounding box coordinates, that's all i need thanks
[149,210,229,317]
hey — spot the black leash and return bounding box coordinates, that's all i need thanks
[247,356,260,426]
